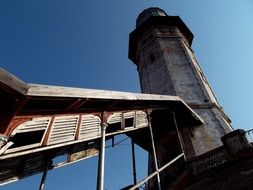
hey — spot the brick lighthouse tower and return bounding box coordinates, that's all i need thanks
[128,7,233,158]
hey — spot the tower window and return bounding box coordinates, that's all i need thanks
[9,130,45,148]
[149,54,155,63]
[125,118,134,128]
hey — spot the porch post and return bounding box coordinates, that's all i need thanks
[131,139,137,185]
[97,120,107,190]
[172,112,186,159]
[39,159,50,190]
[147,110,162,190]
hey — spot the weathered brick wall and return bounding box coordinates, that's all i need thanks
[135,24,233,157]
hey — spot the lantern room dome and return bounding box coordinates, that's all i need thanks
[136,7,167,27]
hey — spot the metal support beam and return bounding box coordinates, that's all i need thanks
[131,139,137,185]
[147,110,162,190]
[39,160,50,190]
[97,122,107,190]
[172,112,186,160]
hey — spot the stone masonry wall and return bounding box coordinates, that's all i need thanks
[136,25,233,157]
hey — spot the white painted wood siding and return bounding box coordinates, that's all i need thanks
[79,115,101,139]
[11,117,51,136]
[135,111,148,128]
[107,111,148,128]
[48,115,79,145]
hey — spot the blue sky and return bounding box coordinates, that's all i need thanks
[1,0,253,189]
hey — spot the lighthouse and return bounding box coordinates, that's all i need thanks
[129,7,233,158]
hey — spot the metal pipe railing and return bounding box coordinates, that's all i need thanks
[129,153,184,190]
[246,129,253,141]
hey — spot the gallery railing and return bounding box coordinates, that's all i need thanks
[187,146,229,175]
[246,129,253,142]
